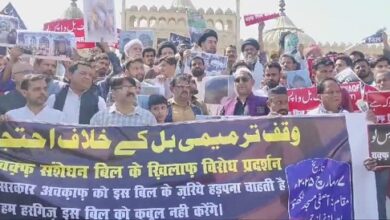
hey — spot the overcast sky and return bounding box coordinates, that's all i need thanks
[1,0,389,44]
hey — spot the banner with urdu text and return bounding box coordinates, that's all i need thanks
[0,115,376,219]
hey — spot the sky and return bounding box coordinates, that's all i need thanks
[0,0,389,44]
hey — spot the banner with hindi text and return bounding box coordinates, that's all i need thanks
[0,115,377,219]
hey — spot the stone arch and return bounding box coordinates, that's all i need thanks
[139,17,148,28]
[168,18,176,26]
[215,20,224,31]
[158,17,167,27]
[149,17,157,27]
[207,19,214,28]
[129,16,136,28]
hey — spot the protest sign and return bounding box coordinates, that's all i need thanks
[340,82,362,112]
[363,28,385,44]
[83,0,116,42]
[335,68,361,84]
[288,87,320,115]
[43,19,95,49]
[0,2,26,29]
[203,75,234,104]
[0,114,377,219]
[16,31,76,61]
[286,70,312,89]
[367,91,390,123]
[368,124,390,167]
[185,52,228,76]
[0,14,18,47]
[119,30,154,52]
[169,33,191,48]
[244,13,280,26]
[187,10,206,44]
[283,32,299,55]
[137,95,150,109]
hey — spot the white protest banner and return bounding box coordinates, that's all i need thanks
[119,30,154,52]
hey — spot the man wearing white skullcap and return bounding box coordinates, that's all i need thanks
[124,39,143,59]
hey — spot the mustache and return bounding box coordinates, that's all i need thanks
[277,109,289,115]
[126,91,135,97]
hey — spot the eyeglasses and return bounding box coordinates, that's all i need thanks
[234,77,250,83]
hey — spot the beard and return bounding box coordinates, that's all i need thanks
[192,69,204,77]
[266,80,279,89]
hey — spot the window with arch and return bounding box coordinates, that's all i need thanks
[149,17,157,27]
[215,20,224,31]
[158,18,166,26]
[168,18,176,26]
[139,17,148,28]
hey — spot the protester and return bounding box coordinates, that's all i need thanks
[371,56,390,74]
[166,74,203,122]
[241,38,264,89]
[349,50,365,63]
[92,53,111,81]
[151,56,177,98]
[224,45,238,75]
[255,62,282,96]
[47,61,106,124]
[124,57,145,82]
[142,47,156,68]
[374,71,390,91]
[157,41,177,58]
[267,86,289,116]
[280,54,300,71]
[307,78,348,114]
[220,67,268,116]
[0,62,33,114]
[90,76,156,126]
[5,74,65,123]
[334,55,353,74]
[190,78,208,115]
[197,29,218,54]
[124,39,143,59]
[148,94,168,124]
[312,57,354,112]
[190,56,206,100]
[353,58,374,85]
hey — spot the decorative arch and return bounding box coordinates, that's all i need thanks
[168,18,176,26]
[149,17,157,27]
[158,18,167,27]
[226,20,233,31]
[177,18,186,27]
[215,20,224,31]
[207,19,214,28]
[138,17,148,28]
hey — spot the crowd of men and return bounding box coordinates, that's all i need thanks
[0,23,390,218]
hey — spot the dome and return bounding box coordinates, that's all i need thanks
[215,8,223,15]
[206,8,214,14]
[140,5,148,11]
[63,0,83,19]
[225,8,233,14]
[171,0,196,10]
[263,13,315,49]
[198,8,205,14]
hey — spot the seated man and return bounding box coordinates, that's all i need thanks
[307,78,348,114]
[166,74,203,122]
[148,94,168,124]
[267,86,289,116]
[220,67,268,116]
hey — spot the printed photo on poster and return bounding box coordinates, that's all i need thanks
[335,68,361,84]
[84,0,116,42]
[187,11,206,44]
[16,31,76,61]
[286,70,312,89]
[185,52,228,76]
[119,30,154,52]
[0,15,18,47]
[169,33,191,48]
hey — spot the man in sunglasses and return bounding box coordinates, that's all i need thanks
[220,67,269,116]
